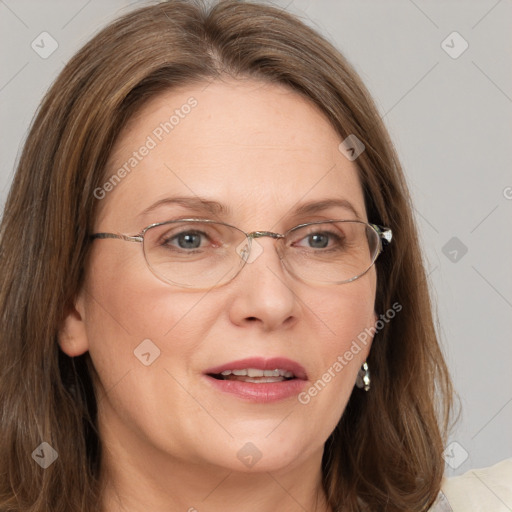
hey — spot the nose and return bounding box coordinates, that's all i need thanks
[227,237,299,331]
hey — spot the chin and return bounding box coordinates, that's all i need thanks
[195,424,325,474]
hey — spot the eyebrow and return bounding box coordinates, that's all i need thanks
[293,198,362,220]
[139,196,227,218]
[138,196,363,221]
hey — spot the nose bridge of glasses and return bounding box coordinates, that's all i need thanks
[237,231,286,266]
[248,231,285,240]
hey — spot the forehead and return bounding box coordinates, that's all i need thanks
[97,79,367,230]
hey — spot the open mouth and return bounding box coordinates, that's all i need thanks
[208,368,296,383]
[204,357,307,401]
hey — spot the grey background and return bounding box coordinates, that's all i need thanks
[1,0,511,478]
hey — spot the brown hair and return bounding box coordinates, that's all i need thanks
[0,1,457,510]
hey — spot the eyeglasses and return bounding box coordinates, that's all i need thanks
[91,219,392,289]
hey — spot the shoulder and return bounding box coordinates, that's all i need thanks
[429,458,512,511]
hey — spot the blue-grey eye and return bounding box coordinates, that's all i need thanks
[307,233,329,248]
[176,232,203,249]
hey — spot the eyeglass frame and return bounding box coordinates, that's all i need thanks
[90,218,393,288]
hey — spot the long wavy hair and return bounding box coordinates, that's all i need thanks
[0,1,456,510]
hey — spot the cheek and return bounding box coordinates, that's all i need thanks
[81,249,231,459]
[310,271,376,359]
[296,274,376,424]
[81,247,218,391]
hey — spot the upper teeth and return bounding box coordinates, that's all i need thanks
[220,368,294,378]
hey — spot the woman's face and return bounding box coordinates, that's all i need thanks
[60,79,377,476]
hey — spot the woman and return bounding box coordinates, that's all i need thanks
[2,1,505,511]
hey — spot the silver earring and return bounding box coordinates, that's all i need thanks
[355,361,370,391]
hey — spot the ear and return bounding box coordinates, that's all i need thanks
[58,290,90,357]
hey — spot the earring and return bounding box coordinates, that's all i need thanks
[355,361,370,391]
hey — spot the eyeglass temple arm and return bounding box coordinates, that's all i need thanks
[371,224,393,246]
[90,233,143,243]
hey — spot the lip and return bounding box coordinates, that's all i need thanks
[203,357,308,403]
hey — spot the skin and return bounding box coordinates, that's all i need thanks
[59,78,378,512]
